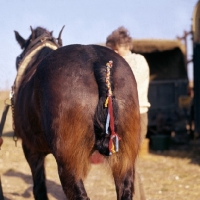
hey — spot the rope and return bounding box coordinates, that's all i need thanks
[105,61,120,155]
[10,89,18,147]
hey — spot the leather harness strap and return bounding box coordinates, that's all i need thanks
[13,34,59,100]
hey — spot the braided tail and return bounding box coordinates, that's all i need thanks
[93,61,120,156]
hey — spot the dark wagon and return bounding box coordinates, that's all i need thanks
[131,39,191,142]
[193,0,200,138]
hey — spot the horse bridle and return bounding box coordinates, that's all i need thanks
[16,32,60,69]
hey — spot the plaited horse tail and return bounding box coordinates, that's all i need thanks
[93,61,119,156]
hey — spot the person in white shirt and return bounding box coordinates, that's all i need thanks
[106,26,151,200]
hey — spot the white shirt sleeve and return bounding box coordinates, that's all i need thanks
[123,53,150,113]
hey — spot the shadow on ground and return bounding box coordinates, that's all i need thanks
[3,169,65,200]
[149,138,200,166]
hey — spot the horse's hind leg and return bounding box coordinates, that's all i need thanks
[57,164,90,200]
[22,143,48,200]
[113,167,134,200]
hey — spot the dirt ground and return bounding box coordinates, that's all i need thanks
[1,91,200,200]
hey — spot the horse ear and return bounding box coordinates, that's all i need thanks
[14,30,26,49]
[30,26,35,41]
[57,25,65,46]
[50,31,53,36]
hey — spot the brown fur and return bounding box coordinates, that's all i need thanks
[14,27,140,200]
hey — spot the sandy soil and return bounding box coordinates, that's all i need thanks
[1,91,200,200]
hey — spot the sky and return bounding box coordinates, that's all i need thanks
[0,0,198,90]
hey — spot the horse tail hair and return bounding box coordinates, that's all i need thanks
[93,61,118,156]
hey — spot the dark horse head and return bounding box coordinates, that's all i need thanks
[14,26,65,70]
[13,26,140,200]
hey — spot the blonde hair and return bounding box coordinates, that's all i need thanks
[106,26,132,50]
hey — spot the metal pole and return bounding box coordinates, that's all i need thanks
[0,105,10,138]
[0,177,4,200]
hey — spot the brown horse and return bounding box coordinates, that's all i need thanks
[13,26,140,200]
